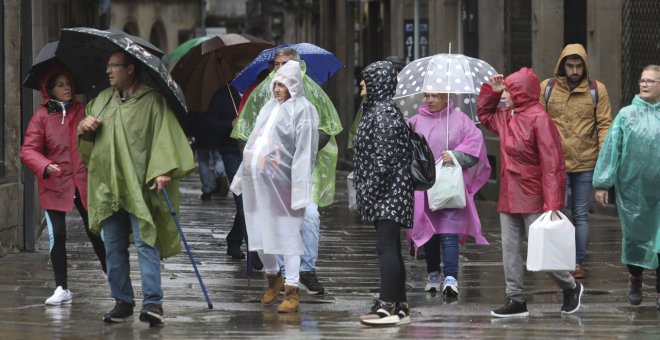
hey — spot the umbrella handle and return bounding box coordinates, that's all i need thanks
[94,93,113,119]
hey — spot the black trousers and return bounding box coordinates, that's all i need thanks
[627,253,660,293]
[45,189,107,289]
[222,152,248,246]
[375,219,407,303]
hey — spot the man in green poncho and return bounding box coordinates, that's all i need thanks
[231,47,342,294]
[77,51,195,326]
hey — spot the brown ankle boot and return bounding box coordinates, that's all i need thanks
[262,274,284,306]
[278,284,299,313]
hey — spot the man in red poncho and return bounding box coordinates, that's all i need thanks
[477,67,584,318]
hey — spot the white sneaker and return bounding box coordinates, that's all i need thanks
[443,276,459,297]
[45,286,73,305]
[424,271,441,292]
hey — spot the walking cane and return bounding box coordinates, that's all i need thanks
[162,188,214,309]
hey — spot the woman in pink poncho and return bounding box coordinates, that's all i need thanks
[407,93,491,297]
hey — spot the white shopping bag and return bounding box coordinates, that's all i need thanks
[526,211,576,271]
[427,152,466,210]
[347,171,357,211]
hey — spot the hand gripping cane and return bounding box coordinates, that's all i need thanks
[162,188,214,309]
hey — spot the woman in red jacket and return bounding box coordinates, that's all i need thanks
[20,68,106,306]
[477,68,582,318]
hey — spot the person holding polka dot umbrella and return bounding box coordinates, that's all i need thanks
[397,51,494,298]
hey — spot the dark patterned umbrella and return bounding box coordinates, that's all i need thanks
[171,33,273,112]
[55,27,187,118]
[23,30,162,93]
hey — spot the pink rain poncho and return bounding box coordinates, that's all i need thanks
[231,61,319,256]
[407,103,491,248]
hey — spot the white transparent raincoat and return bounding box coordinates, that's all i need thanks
[231,61,319,255]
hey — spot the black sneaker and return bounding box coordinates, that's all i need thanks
[561,283,584,314]
[103,300,134,323]
[627,275,643,305]
[360,300,399,326]
[299,271,325,295]
[139,303,164,327]
[490,299,529,318]
[200,192,212,201]
[395,302,411,324]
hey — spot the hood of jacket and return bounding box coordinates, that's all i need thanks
[632,94,660,110]
[39,66,76,107]
[271,60,304,99]
[504,67,541,111]
[418,100,455,118]
[553,43,590,79]
[362,61,397,104]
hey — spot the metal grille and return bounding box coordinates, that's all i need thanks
[504,0,532,75]
[622,0,660,106]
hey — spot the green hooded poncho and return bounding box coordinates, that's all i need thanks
[231,62,342,207]
[593,95,660,269]
[79,87,195,258]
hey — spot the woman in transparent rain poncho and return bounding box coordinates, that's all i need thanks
[593,65,660,310]
[231,60,319,313]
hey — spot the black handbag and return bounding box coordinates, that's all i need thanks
[407,123,436,191]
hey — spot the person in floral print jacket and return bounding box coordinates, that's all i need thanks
[353,60,413,326]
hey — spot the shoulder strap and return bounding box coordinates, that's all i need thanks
[589,79,599,123]
[543,78,556,111]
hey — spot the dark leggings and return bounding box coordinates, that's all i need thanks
[46,190,107,289]
[627,253,660,293]
[375,219,407,303]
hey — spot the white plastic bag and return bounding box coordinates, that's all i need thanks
[427,152,466,210]
[347,171,357,211]
[526,211,576,271]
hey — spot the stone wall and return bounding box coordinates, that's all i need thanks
[1,0,24,257]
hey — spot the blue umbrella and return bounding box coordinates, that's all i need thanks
[230,43,343,93]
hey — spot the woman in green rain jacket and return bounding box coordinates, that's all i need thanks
[593,65,660,309]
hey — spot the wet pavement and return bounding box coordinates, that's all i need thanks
[1,171,659,339]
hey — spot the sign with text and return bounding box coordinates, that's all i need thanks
[404,19,429,64]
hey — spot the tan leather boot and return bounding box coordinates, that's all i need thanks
[262,274,284,306]
[277,284,299,313]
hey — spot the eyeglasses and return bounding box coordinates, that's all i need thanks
[639,79,658,87]
[106,63,129,69]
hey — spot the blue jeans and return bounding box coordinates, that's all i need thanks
[222,152,248,246]
[278,202,320,273]
[102,210,162,306]
[197,148,225,194]
[565,171,593,264]
[424,234,459,278]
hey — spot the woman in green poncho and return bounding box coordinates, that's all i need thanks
[593,64,660,309]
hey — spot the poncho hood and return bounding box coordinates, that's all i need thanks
[271,60,304,99]
[504,67,541,111]
[362,61,397,103]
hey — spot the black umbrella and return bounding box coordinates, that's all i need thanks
[23,30,163,94]
[55,27,187,118]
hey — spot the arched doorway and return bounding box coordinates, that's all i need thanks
[149,20,167,51]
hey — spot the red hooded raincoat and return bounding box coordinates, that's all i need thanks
[19,68,89,212]
[477,67,565,213]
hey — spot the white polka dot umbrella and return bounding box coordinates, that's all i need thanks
[394,53,497,121]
